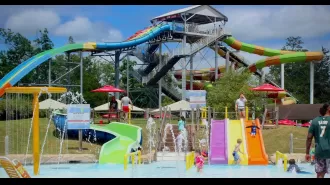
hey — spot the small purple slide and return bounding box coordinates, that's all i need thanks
[210,119,228,164]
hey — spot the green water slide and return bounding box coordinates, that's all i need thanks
[90,122,142,164]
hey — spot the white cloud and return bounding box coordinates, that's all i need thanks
[5,9,60,36]
[218,5,330,41]
[55,16,123,42]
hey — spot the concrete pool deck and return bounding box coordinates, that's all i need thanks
[6,154,97,165]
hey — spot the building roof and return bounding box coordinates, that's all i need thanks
[151,5,228,24]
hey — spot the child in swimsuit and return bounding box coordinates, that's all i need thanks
[287,159,301,173]
[233,139,243,164]
[245,121,260,137]
[195,149,204,173]
[287,159,312,174]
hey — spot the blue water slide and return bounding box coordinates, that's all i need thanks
[96,23,172,49]
[0,23,173,95]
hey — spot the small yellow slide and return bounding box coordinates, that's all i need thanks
[227,119,248,165]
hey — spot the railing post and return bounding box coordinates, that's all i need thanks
[289,133,293,154]
[5,135,8,156]
[275,106,279,128]
[138,151,141,164]
[245,106,249,121]
[124,154,128,170]
[208,106,211,123]
[225,107,228,119]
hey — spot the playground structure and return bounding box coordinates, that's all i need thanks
[0,6,324,107]
[154,105,268,167]
[0,5,326,178]
[4,87,67,175]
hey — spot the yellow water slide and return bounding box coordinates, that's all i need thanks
[227,119,248,165]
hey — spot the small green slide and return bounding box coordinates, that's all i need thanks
[90,122,142,164]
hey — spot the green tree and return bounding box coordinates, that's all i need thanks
[207,70,263,118]
[162,96,175,106]
[33,28,54,84]
[267,36,330,103]
[314,47,330,103]
[119,59,142,91]
[0,28,34,80]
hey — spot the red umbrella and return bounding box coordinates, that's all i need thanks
[251,83,284,92]
[91,85,125,93]
[91,85,125,123]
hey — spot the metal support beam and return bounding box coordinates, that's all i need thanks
[48,60,51,87]
[310,62,314,104]
[260,70,265,85]
[114,51,121,99]
[182,35,187,100]
[281,64,284,89]
[190,45,193,90]
[79,51,83,151]
[215,40,219,79]
[225,51,230,72]
[158,43,162,109]
[52,65,80,84]
[127,54,130,96]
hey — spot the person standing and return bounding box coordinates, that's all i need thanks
[109,96,118,122]
[121,94,133,123]
[235,93,247,119]
[306,103,330,178]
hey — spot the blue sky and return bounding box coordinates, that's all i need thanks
[1,5,330,72]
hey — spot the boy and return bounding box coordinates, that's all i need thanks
[233,139,244,164]
[246,121,260,137]
[287,159,301,173]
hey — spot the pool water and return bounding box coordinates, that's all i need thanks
[0,161,324,178]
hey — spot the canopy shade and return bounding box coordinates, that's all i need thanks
[91,85,125,93]
[251,83,285,92]
[39,99,67,110]
[151,100,201,112]
[93,99,145,112]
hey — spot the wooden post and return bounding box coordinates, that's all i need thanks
[275,106,279,128]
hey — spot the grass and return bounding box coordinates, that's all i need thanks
[263,125,309,155]
[0,117,310,158]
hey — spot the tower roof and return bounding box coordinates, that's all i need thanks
[151,5,228,24]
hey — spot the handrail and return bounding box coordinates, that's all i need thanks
[186,151,195,170]
[144,29,228,84]
[0,156,31,178]
[123,150,141,170]
[275,151,288,171]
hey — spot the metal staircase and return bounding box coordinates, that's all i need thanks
[130,69,181,101]
[132,45,161,76]
[144,29,230,86]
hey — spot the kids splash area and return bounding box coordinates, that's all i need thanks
[0,5,326,178]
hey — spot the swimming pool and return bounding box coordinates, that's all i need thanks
[0,161,323,178]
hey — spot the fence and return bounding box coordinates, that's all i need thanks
[289,133,310,154]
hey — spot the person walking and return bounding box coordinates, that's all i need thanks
[306,103,330,178]
[121,94,133,123]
